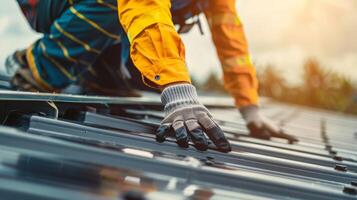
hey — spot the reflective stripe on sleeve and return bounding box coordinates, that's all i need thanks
[26,44,54,91]
[207,13,241,27]
[221,55,252,69]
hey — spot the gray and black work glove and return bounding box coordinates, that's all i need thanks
[240,105,298,144]
[2,50,48,92]
[156,84,231,152]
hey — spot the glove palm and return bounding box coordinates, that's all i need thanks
[157,84,231,152]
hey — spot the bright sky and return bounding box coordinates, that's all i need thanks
[183,0,357,85]
[1,0,357,85]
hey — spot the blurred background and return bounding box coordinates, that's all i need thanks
[1,0,357,114]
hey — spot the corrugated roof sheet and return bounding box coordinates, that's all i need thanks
[0,91,356,200]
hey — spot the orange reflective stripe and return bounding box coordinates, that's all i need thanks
[69,7,120,41]
[39,41,76,81]
[26,45,54,91]
[203,1,259,107]
[96,0,117,10]
[221,55,252,69]
[54,22,101,54]
[207,13,241,27]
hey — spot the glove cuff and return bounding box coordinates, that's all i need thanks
[239,105,260,124]
[161,84,200,114]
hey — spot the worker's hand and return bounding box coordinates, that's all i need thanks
[156,84,231,152]
[239,105,298,144]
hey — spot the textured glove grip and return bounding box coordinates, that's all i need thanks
[161,84,200,115]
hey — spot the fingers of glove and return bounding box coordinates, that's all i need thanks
[261,117,281,135]
[198,114,231,152]
[282,132,299,144]
[261,118,298,143]
[172,120,189,148]
[185,120,208,151]
[273,130,299,144]
[247,122,271,140]
[156,124,171,143]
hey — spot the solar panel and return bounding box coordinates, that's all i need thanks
[0,91,356,199]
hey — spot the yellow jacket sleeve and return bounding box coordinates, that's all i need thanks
[118,0,191,87]
[204,0,259,107]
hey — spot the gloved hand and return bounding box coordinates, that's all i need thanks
[2,50,48,92]
[156,84,231,152]
[240,105,298,144]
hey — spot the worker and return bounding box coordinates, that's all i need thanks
[2,0,297,152]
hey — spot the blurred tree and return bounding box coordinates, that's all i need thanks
[257,59,357,115]
[197,59,357,115]
[303,59,329,107]
[259,65,287,99]
[302,59,355,112]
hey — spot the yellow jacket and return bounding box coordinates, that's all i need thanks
[118,0,258,108]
